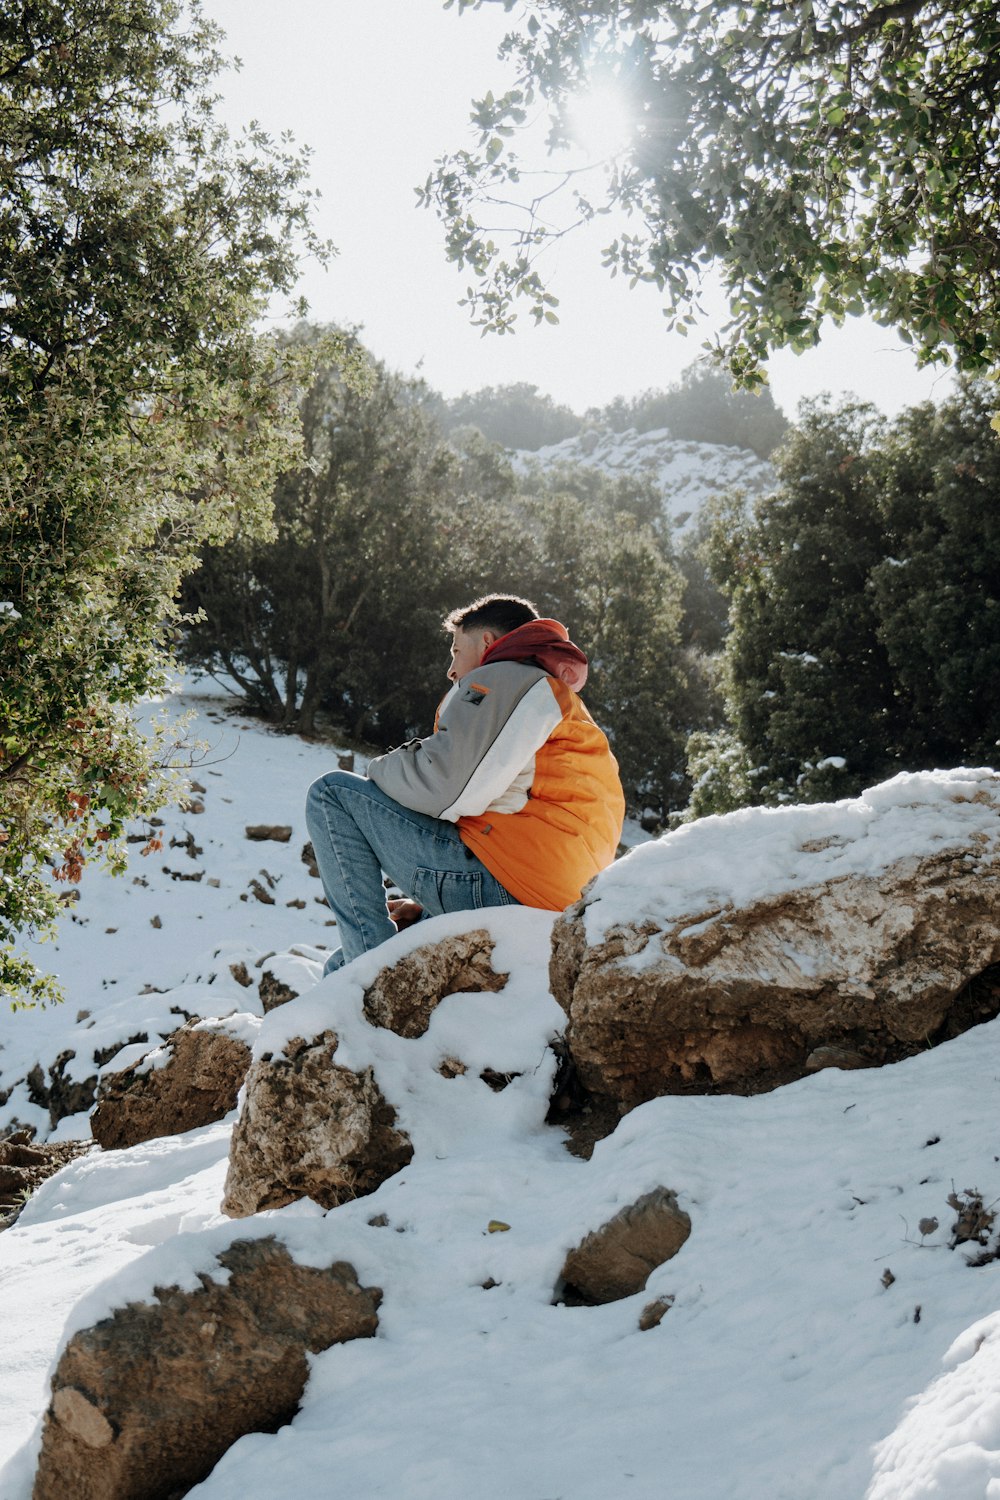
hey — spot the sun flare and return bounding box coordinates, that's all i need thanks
[565,80,635,162]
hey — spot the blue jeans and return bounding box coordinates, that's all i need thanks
[305,770,519,974]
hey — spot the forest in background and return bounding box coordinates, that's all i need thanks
[179,328,1000,827]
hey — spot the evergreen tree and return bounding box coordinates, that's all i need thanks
[600,365,789,458]
[441,383,582,451]
[1,0,332,1004]
[873,381,1000,768]
[183,332,468,742]
[714,401,901,801]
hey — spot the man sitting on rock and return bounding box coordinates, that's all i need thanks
[306,593,625,974]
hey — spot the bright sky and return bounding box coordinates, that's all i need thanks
[202,0,956,421]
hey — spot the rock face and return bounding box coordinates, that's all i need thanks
[552,839,1000,1110]
[362,928,507,1038]
[91,1021,253,1151]
[560,1188,691,1304]
[222,1031,413,1217]
[33,1236,380,1500]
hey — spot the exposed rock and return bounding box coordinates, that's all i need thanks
[479,1068,519,1092]
[301,841,319,878]
[560,1188,691,1304]
[362,928,507,1039]
[33,1236,380,1500]
[229,961,253,989]
[246,877,275,905]
[27,1050,98,1130]
[244,824,293,842]
[639,1295,675,1330]
[0,1132,90,1229]
[552,838,1000,1110]
[437,1056,468,1078]
[222,1031,412,1217]
[258,969,299,1014]
[91,1021,253,1152]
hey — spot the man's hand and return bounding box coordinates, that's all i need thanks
[388,898,423,931]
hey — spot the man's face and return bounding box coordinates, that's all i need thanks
[448,626,492,684]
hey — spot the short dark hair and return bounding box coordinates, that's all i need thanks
[444,593,538,638]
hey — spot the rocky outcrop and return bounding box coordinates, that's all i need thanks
[362,928,507,1038]
[91,1019,255,1151]
[33,1236,380,1500]
[560,1188,691,1304]
[552,799,1000,1109]
[0,1132,90,1228]
[222,1031,412,1217]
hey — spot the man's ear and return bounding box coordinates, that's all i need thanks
[480,629,497,651]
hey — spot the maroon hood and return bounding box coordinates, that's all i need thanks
[480,618,588,691]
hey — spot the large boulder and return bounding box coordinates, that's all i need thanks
[551,771,1000,1109]
[222,1031,413,1217]
[33,1236,380,1500]
[362,927,507,1038]
[91,1018,257,1151]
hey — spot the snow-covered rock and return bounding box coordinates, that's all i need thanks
[551,768,1000,1107]
[33,1234,380,1500]
[90,1015,260,1152]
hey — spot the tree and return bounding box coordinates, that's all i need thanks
[426,1,1000,382]
[182,333,469,742]
[599,364,789,458]
[1,1,337,1004]
[711,400,902,802]
[872,380,1000,767]
[704,382,1000,807]
[441,382,581,450]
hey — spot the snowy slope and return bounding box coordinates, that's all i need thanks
[1,683,999,1500]
[513,425,776,531]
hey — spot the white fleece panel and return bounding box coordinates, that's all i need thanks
[484,758,535,815]
[438,678,562,821]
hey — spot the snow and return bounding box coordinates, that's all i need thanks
[513,425,775,532]
[580,766,1000,947]
[2,682,999,1499]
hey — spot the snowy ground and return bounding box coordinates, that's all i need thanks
[1,682,999,1499]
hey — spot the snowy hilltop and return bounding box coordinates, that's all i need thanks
[513,424,776,530]
[2,682,1000,1499]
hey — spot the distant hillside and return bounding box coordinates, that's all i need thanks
[512,425,776,531]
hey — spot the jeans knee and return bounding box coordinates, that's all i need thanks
[306,769,358,815]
